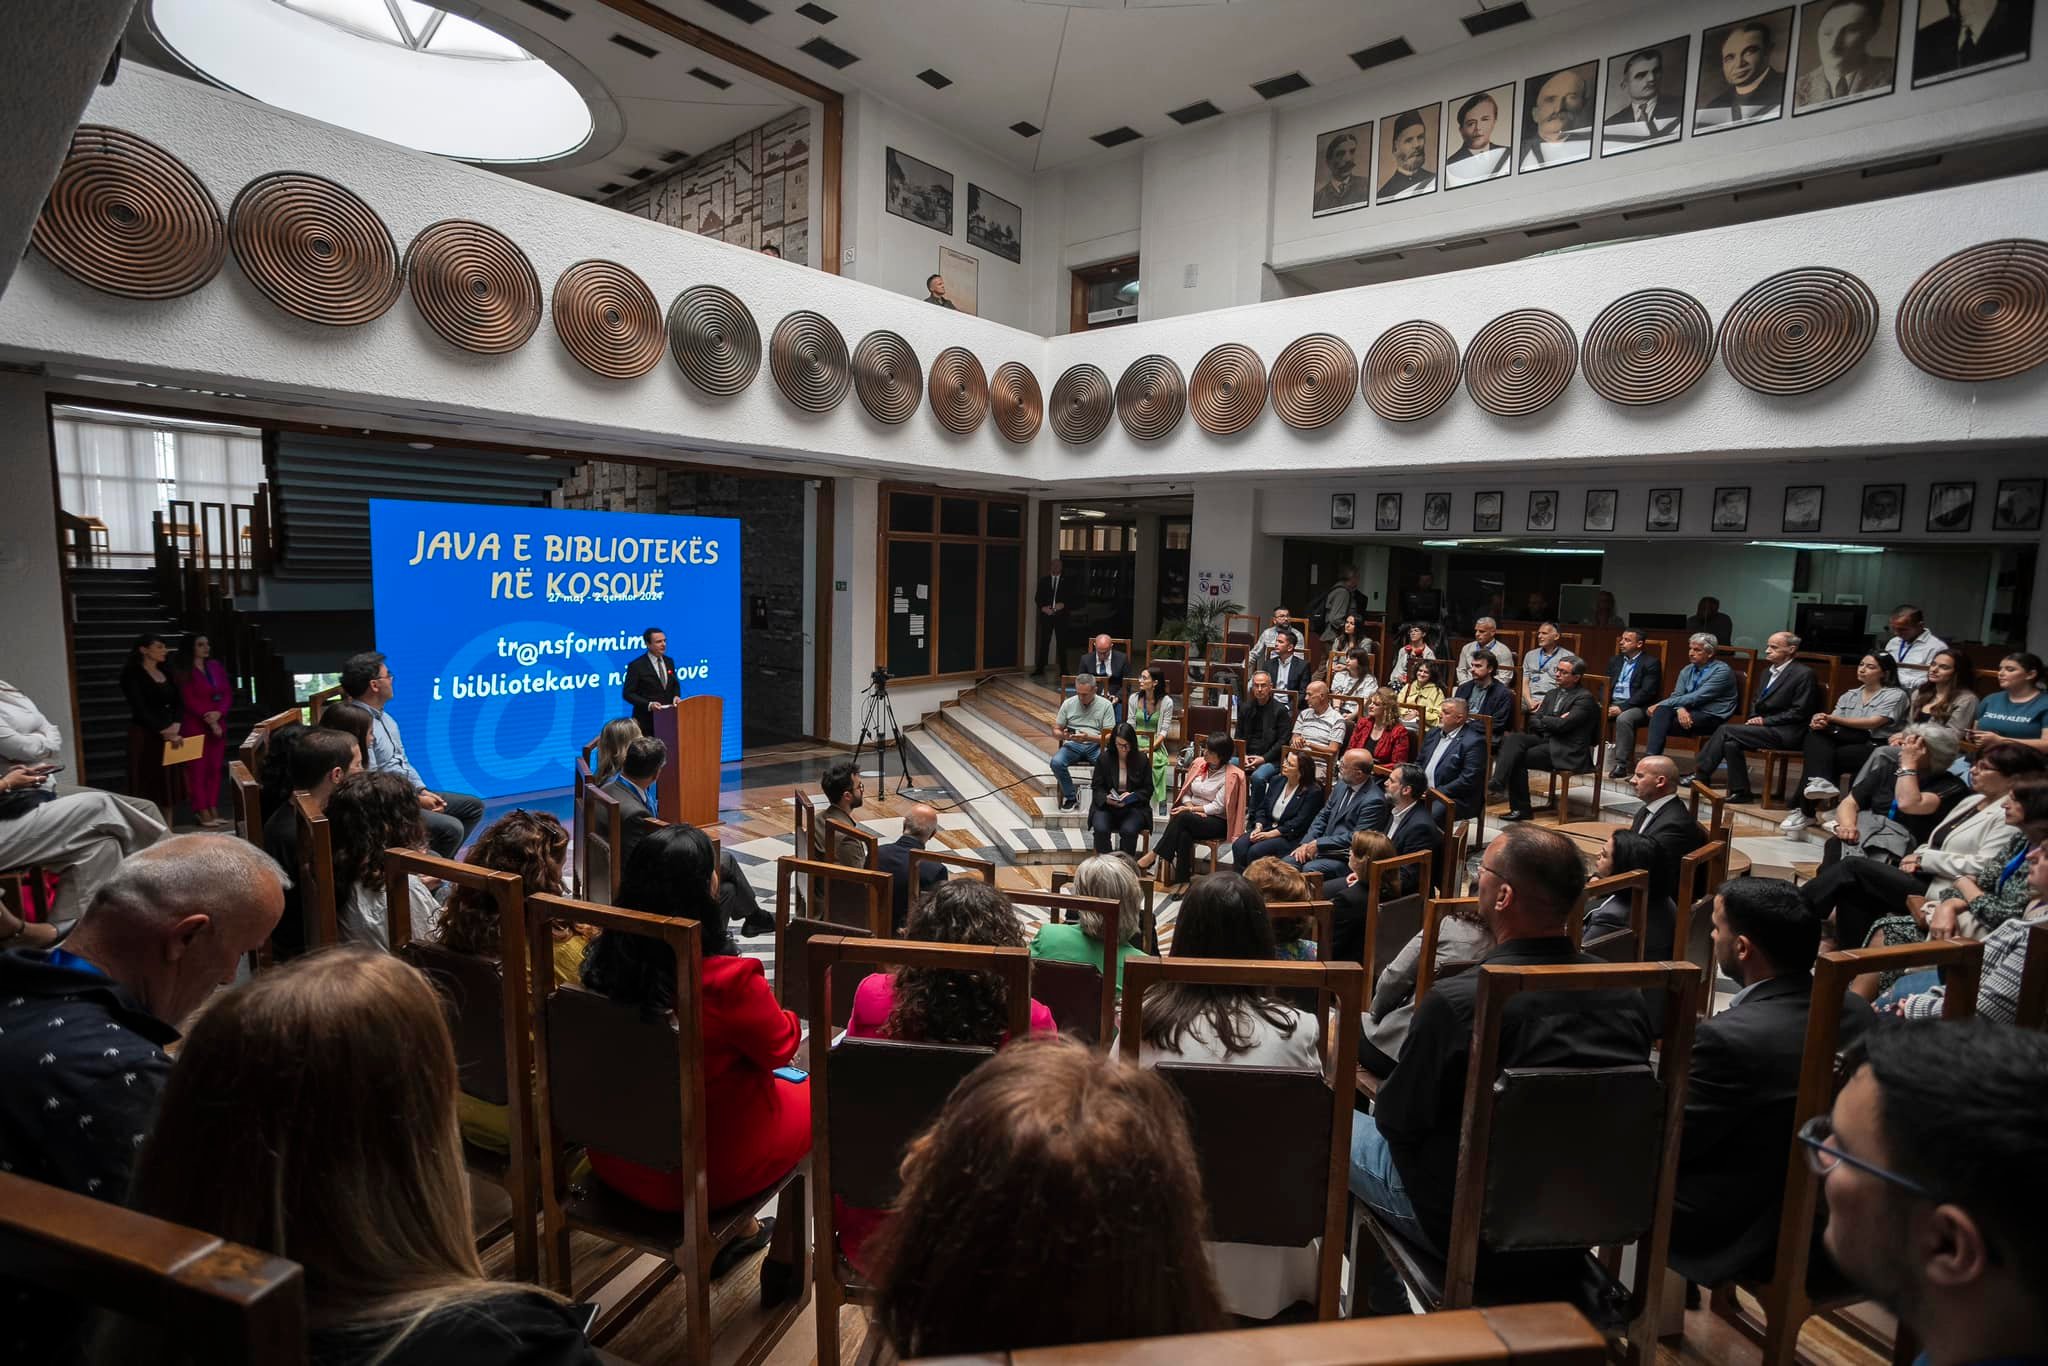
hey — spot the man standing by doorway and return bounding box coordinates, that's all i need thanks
[1034,558,1077,679]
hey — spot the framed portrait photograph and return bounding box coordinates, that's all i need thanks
[1713,486,1751,532]
[939,247,979,316]
[1331,493,1356,530]
[1793,0,1901,114]
[1527,490,1559,531]
[1445,84,1515,188]
[1601,35,1690,155]
[885,147,954,235]
[1584,489,1618,531]
[1423,490,1453,531]
[1912,0,2032,87]
[1519,60,1598,172]
[1860,482,1905,533]
[1927,481,1976,532]
[1312,122,1373,217]
[965,184,1021,263]
[1474,490,1503,533]
[1783,484,1825,532]
[1994,477,2046,532]
[1376,103,1441,204]
[1375,492,1403,531]
[1647,488,1683,532]
[1695,8,1794,134]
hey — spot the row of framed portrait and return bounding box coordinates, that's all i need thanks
[885,146,1024,264]
[1312,0,2034,216]
[1331,478,2046,535]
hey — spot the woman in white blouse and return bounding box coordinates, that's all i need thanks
[1329,648,1379,715]
[327,770,440,949]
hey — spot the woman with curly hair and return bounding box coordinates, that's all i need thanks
[589,716,642,785]
[327,770,434,950]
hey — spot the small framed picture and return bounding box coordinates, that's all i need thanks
[1584,488,1617,532]
[1712,486,1751,532]
[1927,481,1976,532]
[1647,488,1682,532]
[1911,0,2032,88]
[1694,8,1794,136]
[1423,491,1452,531]
[1860,483,1905,533]
[1330,493,1356,530]
[1474,490,1503,532]
[1375,492,1403,531]
[1994,477,2046,532]
[1527,490,1559,531]
[1792,0,1901,116]
[1782,485,1825,533]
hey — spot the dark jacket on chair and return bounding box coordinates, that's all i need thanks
[622,653,681,729]
[876,833,947,929]
[1747,662,1822,732]
[1383,801,1441,893]
[1604,651,1664,712]
[1237,694,1295,768]
[1248,778,1325,846]
[1627,797,1709,938]
[609,774,659,868]
[1526,683,1600,773]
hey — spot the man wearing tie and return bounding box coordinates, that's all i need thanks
[1289,748,1386,882]
[1881,605,1947,690]
[1380,763,1442,891]
[1033,559,1078,678]
[1418,699,1487,824]
[1690,632,1821,803]
[1602,46,1684,144]
[1497,657,1600,822]
[1605,630,1666,779]
[1624,757,1707,957]
[622,627,680,730]
[1646,635,1740,756]
[1079,634,1128,715]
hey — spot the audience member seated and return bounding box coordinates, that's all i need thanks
[1879,603,1946,690]
[1495,656,1599,822]
[264,727,362,960]
[1031,853,1145,988]
[1325,611,1365,660]
[1604,629,1665,779]
[1669,879,1872,1285]
[1887,843,2046,1023]
[1380,763,1441,886]
[1250,607,1306,657]
[1692,632,1824,803]
[1139,733,1247,886]
[1417,699,1486,827]
[1349,825,1654,1301]
[1232,749,1324,869]
[1645,634,1739,756]
[1454,617,1516,687]
[607,735,666,865]
[1848,648,1978,792]
[1077,633,1129,709]
[579,825,807,1296]
[1814,1021,2048,1366]
[1089,724,1156,856]
[328,771,438,950]
[340,651,483,859]
[1050,673,1117,813]
[1127,668,1177,809]
[1684,596,1734,645]
[1452,651,1514,746]
[1358,881,1493,1075]
[879,801,949,926]
[318,698,377,768]
[1518,621,1577,714]
[1395,659,1448,730]
[1582,829,1678,958]
[1289,680,1350,765]
[1816,725,1970,863]
[1286,748,1385,882]
[1778,653,1910,832]
[1246,628,1312,699]
[256,719,306,818]
[1348,687,1415,765]
[1387,623,1437,687]
[1328,829,1398,965]
[1966,650,2048,753]
[868,1035,1223,1358]
[1619,758,1707,936]
[588,715,641,785]
[1126,872,1322,1320]
[1331,646,1380,712]
[818,758,875,870]
[108,948,604,1366]
[1238,671,1296,809]
[1243,854,1317,960]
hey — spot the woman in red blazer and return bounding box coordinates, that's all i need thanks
[1348,687,1414,766]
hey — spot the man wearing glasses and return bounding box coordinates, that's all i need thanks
[1668,879,1871,1284]
[339,650,484,860]
[1807,1020,2048,1365]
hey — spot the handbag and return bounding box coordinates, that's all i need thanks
[1843,811,1915,866]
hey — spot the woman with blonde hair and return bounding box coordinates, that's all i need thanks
[1347,687,1414,765]
[590,716,642,785]
[1031,851,1146,988]
[112,949,598,1365]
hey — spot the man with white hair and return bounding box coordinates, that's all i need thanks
[877,802,947,930]
[1646,635,1740,756]
[1453,618,1515,686]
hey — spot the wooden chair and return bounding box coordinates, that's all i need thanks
[1753,654,1843,807]
[1674,841,1732,1013]
[580,781,622,906]
[1143,640,1191,703]
[0,1169,306,1365]
[1353,960,1701,1365]
[1544,674,1609,825]
[292,791,338,952]
[384,848,538,1282]
[236,707,303,781]
[1579,869,1650,962]
[229,759,263,845]
[906,848,996,887]
[1008,887,1123,1045]
[1687,780,1732,843]
[1353,888,1468,1106]
[1701,939,1984,1366]
[526,891,811,1360]
[809,935,1033,1366]
[1361,852,1433,982]
[773,856,893,1051]
[2019,920,2048,1030]
[1122,954,1364,1320]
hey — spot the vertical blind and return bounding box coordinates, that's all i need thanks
[52,413,264,556]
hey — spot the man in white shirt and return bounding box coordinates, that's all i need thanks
[1627,757,1708,934]
[340,650,484,859]
[1289,681,1349,760]
[1882,605,1947,690]
[1251,608,1306,658]
[1454,618,1516,686]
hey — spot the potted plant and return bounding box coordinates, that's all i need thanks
[1157,595,1242,656]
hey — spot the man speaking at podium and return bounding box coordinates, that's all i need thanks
[623,627,681,728]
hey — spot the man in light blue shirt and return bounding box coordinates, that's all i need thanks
[340,650,483,859]
[1645,634,1739,757]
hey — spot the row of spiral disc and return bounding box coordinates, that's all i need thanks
[29,125,2048,441]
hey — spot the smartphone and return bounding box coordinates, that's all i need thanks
[31,764,63,776]
[771,1066,809,1083]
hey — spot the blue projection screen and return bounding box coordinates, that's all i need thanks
[368,499,741,800]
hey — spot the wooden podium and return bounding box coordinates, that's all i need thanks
[651,695,722,828]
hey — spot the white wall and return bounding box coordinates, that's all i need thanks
[0,373,76,770]
[1137,111,1275,323]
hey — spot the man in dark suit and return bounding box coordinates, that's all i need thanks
[1077,633,1128,711]
[1288,748,1384,882]
[1245,631,1311,700]
[1033,559,1078,678]
[1417,699,1486,824]
[1380,763,1441,890]
[1692,632,1820,803]
[613,738,772,936]
[1670,878,1871,1286]
[1622,756,1708,959]
[1606,629,1666,779]
[876,802,947,930]
[1913,0,2033,84]
[622,627,680,730]
[1496,657,1600,822]
[1603,46,1684,140]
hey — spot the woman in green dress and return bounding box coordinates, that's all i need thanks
[1128,667,1177,810]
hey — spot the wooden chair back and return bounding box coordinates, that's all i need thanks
[2019,920,2048,1030]
[1120,955,1364,1320]
[1143,640,1190,700]
[579,780,622,906]
[1413,896,1480,1001]
[0,1169,306,1365]
[1184,703,1231,747]
[906,849,997,889]
[229,759,263,846]
[1675,840,1730,1009]
[1718,646,1760,714]
[1579,869,1650,962]
[774,856,894,1036]
[292,791,338,952]
[236,707,303,783]
[1007,888,1122,1045]
[1362,851,1433,985]
[570,755,593,899]
[1793,652,1840,702]
[1687,780,1732,842]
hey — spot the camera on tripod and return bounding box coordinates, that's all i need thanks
[867,667,891,693]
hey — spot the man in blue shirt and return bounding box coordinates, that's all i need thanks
[1604,629,1666,778]
[340,650,484,859]
[1645,634,1739,758]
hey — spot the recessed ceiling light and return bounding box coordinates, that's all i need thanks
[609,33,658,58]
[799,35,859,68]
[701,0,770,21]
[408,440,434,450]
[1251,71,1311,100]
[517,0,570,18]
[688,66,733,90]
[1167,99,1221,125]
[797,1,836,19]
[1462,2,1532,37]
[660,148,689,164]
[598,181,623,193]
[1350,37,1413,70]
[1092,125,1142,148]
[626,166,655,180]
[916,68,952,89]
[1010,120,1041,138]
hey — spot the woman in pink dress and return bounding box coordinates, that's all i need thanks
[177,634,234,828]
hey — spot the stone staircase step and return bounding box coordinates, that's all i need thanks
[917,712,1044,827]
[945,702,1061,789]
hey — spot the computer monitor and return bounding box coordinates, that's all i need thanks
[1795,602,1869,655]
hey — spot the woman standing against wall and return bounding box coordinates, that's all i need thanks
[175,634,234,828]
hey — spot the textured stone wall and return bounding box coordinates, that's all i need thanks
[607,109,812,263]
[550,459,668,513]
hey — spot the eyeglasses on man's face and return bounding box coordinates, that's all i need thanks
[1797,1114,1933,1198]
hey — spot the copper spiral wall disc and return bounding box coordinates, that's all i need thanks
[1464,308,1577,416]
[770,310,852,411]
[928,347,989,434]
[1050,363,1113,444]
[1362,321,1460,422]
[1189,343,1267,435]
[551,259,663,378]
[228,173,399,326]
[1582,288,1714,406]
[1116,354,1186,440]
[851,331,922,424]
[991,362,1044,443]
[1896,239,2048,382]
[666,284,760,396]
[1719,267,1878,396]
[1270,333,1358,429]
[32,125,224,299]
[404,219,541,354]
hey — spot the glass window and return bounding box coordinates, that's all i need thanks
[890,492,933,533]
[987,502,1023,538]
[940,497,980,536]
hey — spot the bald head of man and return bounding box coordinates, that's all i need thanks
[1631,755,1680,804]
[905,803,941,843]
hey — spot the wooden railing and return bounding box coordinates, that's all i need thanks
[152,488,293,715]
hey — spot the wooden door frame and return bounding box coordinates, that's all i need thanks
[1070,255,1140,333]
